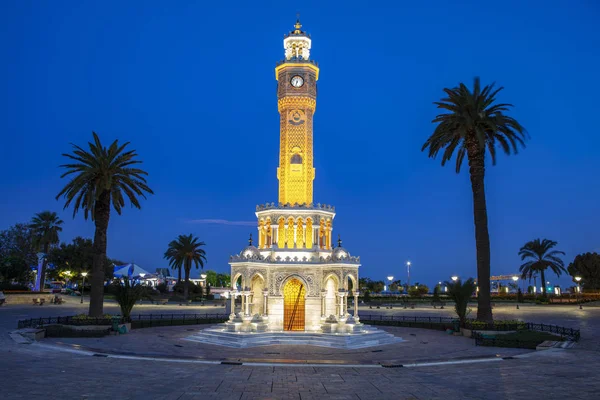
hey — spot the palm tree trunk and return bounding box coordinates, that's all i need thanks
[40,243,49,291]
[178,266,182,283]
[467,140,493,323]
[183,261,190,301]
[540,269,547,298]
[89,192,111,317]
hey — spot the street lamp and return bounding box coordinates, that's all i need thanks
[80,272,88,304]
[451,276,458,282]
[406,261,411,287]
[387,276,394,294]
[512,276,520,309]
[575,276,582,309]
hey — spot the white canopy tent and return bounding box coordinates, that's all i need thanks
[113,263,152,279]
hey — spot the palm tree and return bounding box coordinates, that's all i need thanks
[444,278,477,326]
[30,211,64,289]
[164,234,207,301]
[56,132,153,317]
[164,245,182,283]
[422,78,527,322]
[519,238,566,298]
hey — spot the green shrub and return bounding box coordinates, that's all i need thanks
[362,290,371,302]
[45,325,111,338]
[157,282,168,294]
[173,281,202,296]
[72,313,113,320]
[0,282,30,291]
[445,278,476,325]
[111,280,145,319]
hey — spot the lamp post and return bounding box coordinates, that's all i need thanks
[200,273,208,302]
[575,276,582,309]
[387,276,394,295]
[451,276,458,282]
[406,261,412,287]
[80,272,88,304]
[512,276,519,309]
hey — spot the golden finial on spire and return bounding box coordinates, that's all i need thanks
[294,13,302,34]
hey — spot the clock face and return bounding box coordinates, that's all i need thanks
[290,75,304,88]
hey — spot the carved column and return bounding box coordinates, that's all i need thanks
[244,291,251,316]
[344,292,348,315]
[337,290,345,318]
[262,288,268,316]
[241,291,245,313]
[320,289,327,318]
[354,291,360,321]
[229,288,236,319]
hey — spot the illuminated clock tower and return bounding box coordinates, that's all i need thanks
[228,19,361,333]
[275,19,319,206]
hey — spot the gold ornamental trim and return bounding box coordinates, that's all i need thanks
[275,63,320,80]
[278,97,316,112]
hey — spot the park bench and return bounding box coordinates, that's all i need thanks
[52,296,65,305]
[403,302,415,309]
[431,301,446,309]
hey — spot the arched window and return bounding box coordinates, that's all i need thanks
[291,154,302,164]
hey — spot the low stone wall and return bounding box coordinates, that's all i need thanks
[4,293,57,305]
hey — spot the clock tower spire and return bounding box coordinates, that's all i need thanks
[275,18,319,206]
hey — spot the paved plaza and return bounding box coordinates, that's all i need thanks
[2,301,600,399]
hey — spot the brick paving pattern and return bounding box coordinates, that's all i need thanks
[2,300,599,399]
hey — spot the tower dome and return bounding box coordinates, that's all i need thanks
[332,235,350,260]
[240,234,261,259]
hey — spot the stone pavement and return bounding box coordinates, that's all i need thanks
[42,325,527,364]
[2,302,600,399]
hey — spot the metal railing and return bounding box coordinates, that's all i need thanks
[17,313,228,330]
[526,322,580,341]
[130,313,229,328]
[473,333,541,349]
[17,316,125,329]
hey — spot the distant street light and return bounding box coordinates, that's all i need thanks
[513,276,520,309]
[406,261,412,287]
[575,276,582,309]
[451,276,458,282]
[80,272,88,304]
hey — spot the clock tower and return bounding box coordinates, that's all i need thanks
[275,19,319,206]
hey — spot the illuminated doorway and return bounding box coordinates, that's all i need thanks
[283,278,305,331]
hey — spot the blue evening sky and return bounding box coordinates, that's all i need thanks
[1,1,599,288]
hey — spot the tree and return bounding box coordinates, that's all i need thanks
[205,270,217,286]
[56,132,153,317]
[567,252,600,291]
[422,78,527,322]
[164,234,207,301]
[445,278,477,325]
[47,236,124,281]
[519,238,566,298]
[216,273,230,287]
[29,211,64,288]
[0,223,37,284]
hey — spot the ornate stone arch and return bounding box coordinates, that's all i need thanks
[231,271,245,290]
[277,273,311,298]
[322,271,341,288]
[249,271,266,282]
[345,272,358,291]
